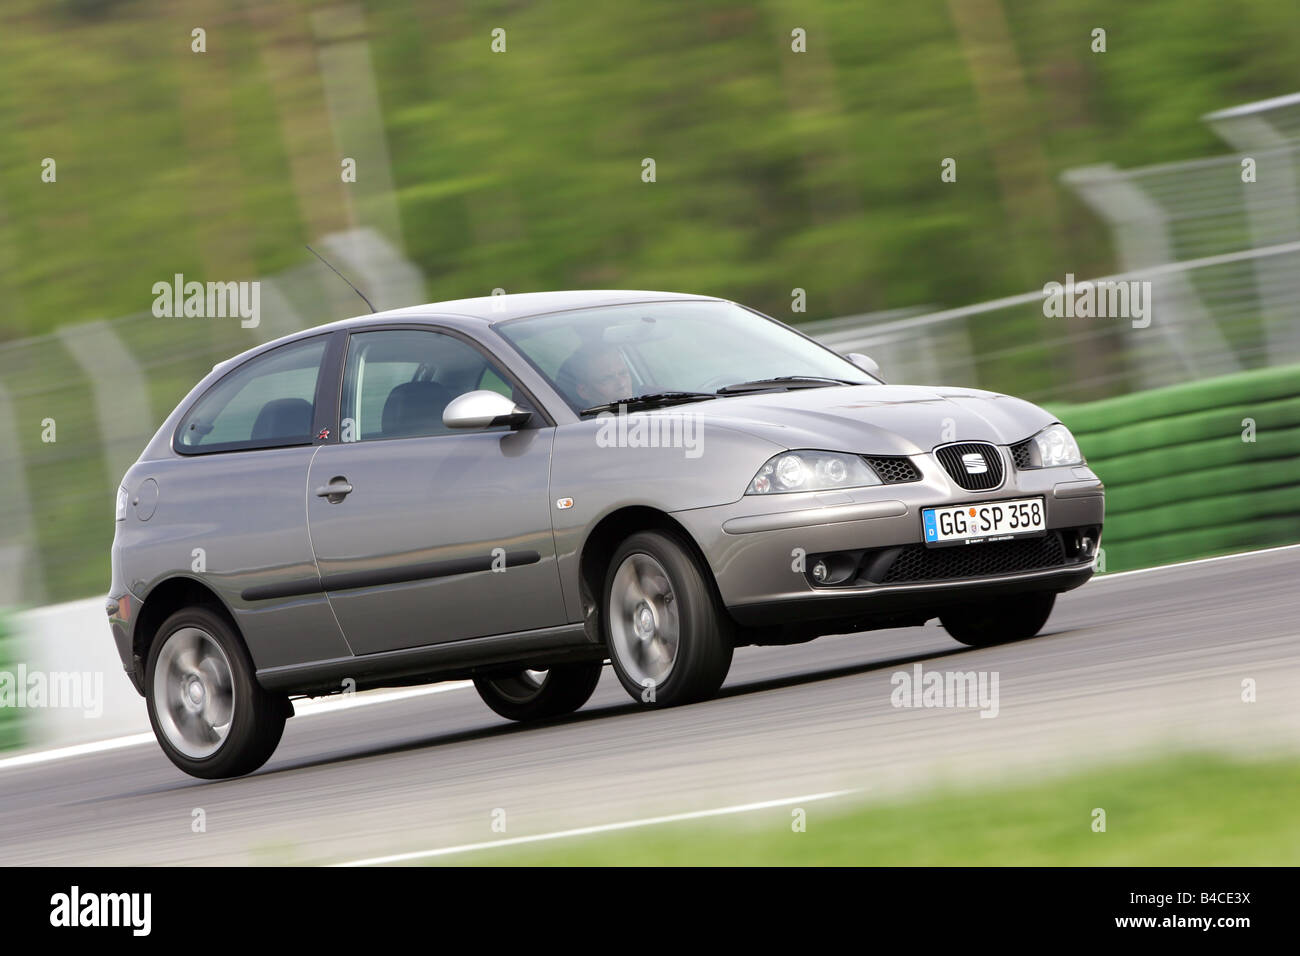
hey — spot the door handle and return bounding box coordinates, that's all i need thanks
[314,477,353,503]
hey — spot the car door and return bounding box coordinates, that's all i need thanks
[305,326,566,656]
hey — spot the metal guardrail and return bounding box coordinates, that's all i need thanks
[803,240,1300,404]
[809,96,1300,401]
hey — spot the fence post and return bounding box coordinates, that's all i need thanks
[0,382,43,607]
[1204,109,1300,362]
[57,320,153,492]
[312,4,406,249]
[1062,164,1238,387]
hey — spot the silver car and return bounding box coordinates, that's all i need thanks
[108,291,1103,778]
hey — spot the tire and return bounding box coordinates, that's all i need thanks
[940,592,1057,648]
[473,661,604,722]
[145,606,287,779]
[603,530,733,706]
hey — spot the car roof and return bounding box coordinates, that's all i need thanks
[372,289,723,322]
[320,289,725,332]
[211,290,727,375]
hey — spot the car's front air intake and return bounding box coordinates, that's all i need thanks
[881,533,1069,583]
[1010,439,1034,469]
[865,455,922,484]
[935,441,1004,491]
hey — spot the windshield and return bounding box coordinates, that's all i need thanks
[494,300,876,414]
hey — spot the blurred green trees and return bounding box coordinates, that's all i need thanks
[0,0,1296,340]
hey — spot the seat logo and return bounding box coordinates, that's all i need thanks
[961,452,988,474]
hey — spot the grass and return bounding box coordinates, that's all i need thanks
[0,614,23,750]
[3,0,1300,339]
[441,753,1300,865]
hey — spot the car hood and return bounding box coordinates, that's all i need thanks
[686,384,1056,455]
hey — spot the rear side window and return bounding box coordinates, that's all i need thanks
[176,337,327,453]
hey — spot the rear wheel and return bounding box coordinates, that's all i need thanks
[145,606,287,779]
[940,592,1057,647]
[473,661,604,721]
[603,530,733,706]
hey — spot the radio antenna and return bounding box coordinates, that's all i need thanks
[305,244,377,313]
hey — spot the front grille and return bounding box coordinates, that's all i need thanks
[935,441,1004,491]
[881,533,1069,584]
[1011,440,1034,469]
[865,456,922,484]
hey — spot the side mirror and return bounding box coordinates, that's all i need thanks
[443,390,532,429]
[846,352,883,381]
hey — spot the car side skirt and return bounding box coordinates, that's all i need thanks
[255,623,602,696]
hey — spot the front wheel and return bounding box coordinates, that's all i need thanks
[603,530,733,706]
[473,661,604,721]
[939,592,1057,647]
[145,606,287,779]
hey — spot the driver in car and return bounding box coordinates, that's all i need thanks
[558,344,635,409]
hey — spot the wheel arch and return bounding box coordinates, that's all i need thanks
[132,576,243,691]
[577,505,726,643]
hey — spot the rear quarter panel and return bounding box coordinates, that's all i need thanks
[115,449,351,671]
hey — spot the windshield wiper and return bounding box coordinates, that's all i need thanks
[580,391,717,416]
[715,375,858,395]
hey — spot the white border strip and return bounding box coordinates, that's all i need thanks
[0,682,471,772]
[332,790,858,866]
[1091,542,1300,582]
[0,732,158,770]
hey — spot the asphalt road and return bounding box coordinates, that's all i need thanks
[3,547,1297,865]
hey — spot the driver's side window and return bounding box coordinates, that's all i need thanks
[341,330,514,442]
[477,366,513,398]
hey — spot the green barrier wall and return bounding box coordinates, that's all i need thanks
[1049,365,1300,573]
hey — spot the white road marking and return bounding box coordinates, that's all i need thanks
[3,543,1295,773]
[0,732,158,770]
[0,682,472,772]
[332,789,859,866]
[1090,542,1299,582]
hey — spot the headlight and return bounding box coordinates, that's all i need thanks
[116,486,129,521]
[746,451,881,494]
[1032,423,1083,467]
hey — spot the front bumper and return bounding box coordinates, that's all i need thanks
[720,562,1095,629]
[673,452,1104,632]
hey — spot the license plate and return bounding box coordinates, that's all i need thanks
[922,497,1046,547]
